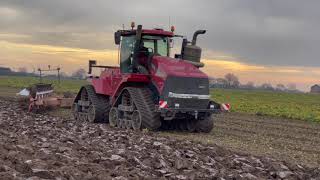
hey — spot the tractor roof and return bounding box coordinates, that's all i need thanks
[118,29,174,37]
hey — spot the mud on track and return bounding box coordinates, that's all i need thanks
[0,99,319,179]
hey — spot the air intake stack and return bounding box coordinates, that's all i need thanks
[181,30,206,67]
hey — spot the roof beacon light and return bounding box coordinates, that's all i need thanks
[131,22,135,30]
[171,25,175,32]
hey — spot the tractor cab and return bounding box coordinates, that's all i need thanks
[114,25,174,74]
[114,24,207,75]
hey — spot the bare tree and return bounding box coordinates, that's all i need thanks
[261,83,274,91]
[72,68,86,79]
[276,84,286,91]
[244,81,255,89]
[18,67,28,73]
[208,77,216,87]
[287,83,297,91]
[215,78,228,88]
[60,72,68,78]
[224,73,240,88]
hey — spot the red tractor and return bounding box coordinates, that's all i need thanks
[72,24,226,133]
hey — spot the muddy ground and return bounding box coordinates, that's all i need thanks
[161,113,320,169]
[0,99,320,179]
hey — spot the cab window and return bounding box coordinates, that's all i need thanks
[120,35,135,73]
[142,35,169,56]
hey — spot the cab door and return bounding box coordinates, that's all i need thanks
[120,35,136,73]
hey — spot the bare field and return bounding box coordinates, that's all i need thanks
[0,86,320,179]
[0,99,319,179]
[161,113,320,168]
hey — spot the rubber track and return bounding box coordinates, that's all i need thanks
[196,115,214,133]
[84,85,110,123]
[126,87,161,130]
[97,94,111,123]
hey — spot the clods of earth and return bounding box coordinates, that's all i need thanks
[0,99,319,179]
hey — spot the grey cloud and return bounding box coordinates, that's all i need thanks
[0,0,319,66]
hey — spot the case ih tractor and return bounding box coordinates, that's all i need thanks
[72,24,227,133]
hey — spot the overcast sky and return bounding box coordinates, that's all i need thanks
[0,0,319,90]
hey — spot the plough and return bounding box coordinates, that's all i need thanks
[18,83,74,112]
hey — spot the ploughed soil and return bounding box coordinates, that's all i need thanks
[214,113,320,167]
[162,113,320,169]
[0,98,320,179]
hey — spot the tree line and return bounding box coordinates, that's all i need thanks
[210,73,300,92]
[0,67,302,92]
[0,66,87,80]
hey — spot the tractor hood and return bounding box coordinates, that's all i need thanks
[150,56,209,94]
[151,56,208,79]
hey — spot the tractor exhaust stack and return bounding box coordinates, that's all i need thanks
[192,30,206,45]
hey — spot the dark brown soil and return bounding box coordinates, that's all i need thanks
[0,99,319,179]
[161,112,320,169]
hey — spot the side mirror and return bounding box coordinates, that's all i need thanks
[114,31,121,45]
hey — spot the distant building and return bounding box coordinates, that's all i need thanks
[0,67,12,75]
[310,84,320,93]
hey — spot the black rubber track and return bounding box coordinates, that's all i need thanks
[195,114,214,133]
[125,87,161,130]
[97,94,111,123]
[82,85,110,123]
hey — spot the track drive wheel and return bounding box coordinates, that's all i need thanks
[195,114,214,133]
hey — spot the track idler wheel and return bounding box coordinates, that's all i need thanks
[87,104,96,122]
[109,107,118,127]
[131,110,142,130]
